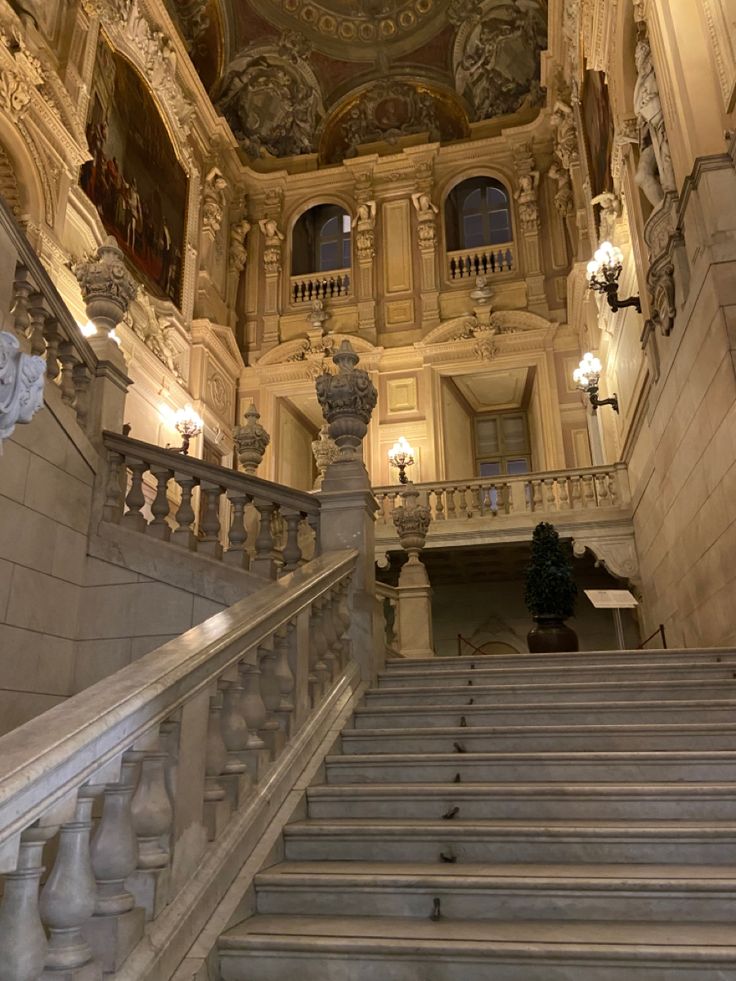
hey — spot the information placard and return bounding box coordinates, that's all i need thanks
[584,589,639,609]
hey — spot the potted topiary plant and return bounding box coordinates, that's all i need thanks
[524,521,579,653]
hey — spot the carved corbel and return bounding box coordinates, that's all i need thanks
[573,535,639,582]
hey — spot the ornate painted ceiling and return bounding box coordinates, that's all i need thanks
[165,0,548,164]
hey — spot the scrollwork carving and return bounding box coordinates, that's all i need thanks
[0,330,45,446]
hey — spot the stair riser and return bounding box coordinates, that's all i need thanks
[255,885,736,923]
[220,948,733,981]
[354,705,736,728]
[306,795,736,821]
[283,836,736,865]
[341,732,736,754]
[326,759,736,783]
[366,684,736,704]
[379,666,736,687]
[384,653,736,672]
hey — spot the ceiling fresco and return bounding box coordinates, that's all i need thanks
[168,0,548,163]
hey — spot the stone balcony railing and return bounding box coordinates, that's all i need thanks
[446,243,515,282]
[290,269,352,305]
[375,463,638,582]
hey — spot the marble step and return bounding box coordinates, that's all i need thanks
[377,660,736,688]
[364,678,736,705]
[383,648,736,672]
[325,750,736,784]
[219,914,736,981]
[341,723,736,755]
[352,698,736,729]
[306,781,736,821]
[283,818,736,864]
[254,860,736,922]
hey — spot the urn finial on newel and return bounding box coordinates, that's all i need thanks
[75,236,138,338]
[315,339,377,468]
[234,402,270,475]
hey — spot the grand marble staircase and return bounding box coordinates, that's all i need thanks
[218,648,736,980]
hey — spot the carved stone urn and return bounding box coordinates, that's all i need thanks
[234,402,270,475]
[392,482,432,562]
[311,423,339,488]
[74,237,138,336]
[315,339,377,462]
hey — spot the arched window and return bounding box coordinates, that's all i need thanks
[292,203,352,275]
[445,177,512,252]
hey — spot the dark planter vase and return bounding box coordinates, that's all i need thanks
[527,615,579,653]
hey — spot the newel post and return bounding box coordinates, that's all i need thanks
[315,340,381,682]
[392,482,435,658]
[74,237,137,442]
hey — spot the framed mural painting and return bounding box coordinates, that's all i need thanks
[581,69,615,233]
[81,38,188,307]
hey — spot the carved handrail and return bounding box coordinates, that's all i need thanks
[0,548,357,976]
[102,430,322,580]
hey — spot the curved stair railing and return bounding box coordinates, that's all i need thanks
[0,548,360,981]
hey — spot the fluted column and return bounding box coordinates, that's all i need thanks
[39,788,99,973]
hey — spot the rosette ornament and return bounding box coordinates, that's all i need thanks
[315,340,377,461]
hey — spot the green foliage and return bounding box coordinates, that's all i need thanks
[524,521,577,618]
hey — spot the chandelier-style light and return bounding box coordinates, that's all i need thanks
[586,241,641,314]
[173,403,204,455]
[388,436,415,484]
[573,352,619,414]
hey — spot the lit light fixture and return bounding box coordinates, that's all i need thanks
[586,241,641,314]
[172,402,204,455]
[573,352,619,414]
[388,436,415,484]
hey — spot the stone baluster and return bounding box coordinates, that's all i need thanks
[0,826,55,981]
[433,488,445,520]
[310,600,330,702]
[58,341,79,406]
[43,315,61,380]
[307,513,321,557]
[274,623,295,737]
[39,787,98,974]
[558,476,570,509]
[72,363,91,431]
[531,479,543,511]
[281,510,303,573]
[570,474,582,508]
[129,749,173,871]
[489,483,499,514]
[84,757,143,972]
[103,450,125,523]
[596,471,611,506]
[225,490,249,568]
[337,580,352,665]
[199,481,223,558]
[172,474,198,549]
[27,292,47,358]
[544,477,557,510]
[321,592,341,680]
[148,466,173,541]
[123,459,148,532]
[608,470,618,505]
[251,501,277,579]
[218,679,250,808]
[203,694,230,842]
[445,486,457,519]
[258,646,284,757]
[582,473,596,507]
[11,262,33,339]
[386,491,398,523]
[239,661,271,784]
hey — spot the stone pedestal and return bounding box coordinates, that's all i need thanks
[220,770,252,810]
[396,560,435,659]
[82,907,145,973]
[202,799,231,843]
[126,867,170,922]
[242,746,272,785]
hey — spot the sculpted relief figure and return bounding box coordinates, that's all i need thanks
[632,37,676,207]
[591,191,622,241]
[259,217,285,274]
[412,192,439,249]
[229,217,251,273]
[202,167,227,237]
[550,100,578,171]
[355,200,376,261]
[514,170,540,233]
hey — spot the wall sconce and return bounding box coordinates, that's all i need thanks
[388,436,415,484]
[172,403,204,455]
[586,241,641,314]
[573,353,619,414]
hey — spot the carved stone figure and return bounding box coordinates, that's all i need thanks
[514,171,540,233]
[202,168,227,237]
[307,297,329,329]
[548,159,574,218]
[454,2,547,121]
[0,330,45,446]
[229,217,251,274]
[632,37,676,206]
[217,38,324,159]
[171,0,209,53]
[311,423,339,489]
[412,192,439,249]
[258,218,285,275]
[591,191,622,241]
[470,274,493,303]
[125,291,181,379]
[550,100,578,171]
[355,200,376,262]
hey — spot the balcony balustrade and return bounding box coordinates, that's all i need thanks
[290,270,351,305]
[447,243,515,282]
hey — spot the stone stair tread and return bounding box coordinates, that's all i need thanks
[327,749,736,764]
[220,913,736,953]
[356,696,736,714]
[346,722,736,737]
[383,648,736,669]
[308,780,736,796]
[286,818,736,835]
[258,860,736,884]
[379,661,736,682]
[369,678,736,695]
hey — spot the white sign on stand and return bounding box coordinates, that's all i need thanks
[585,589,638,649]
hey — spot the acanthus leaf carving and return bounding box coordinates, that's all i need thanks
[0,330,45,446]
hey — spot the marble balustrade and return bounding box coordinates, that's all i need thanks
[0,550,356,980]
[102,431,321,580]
